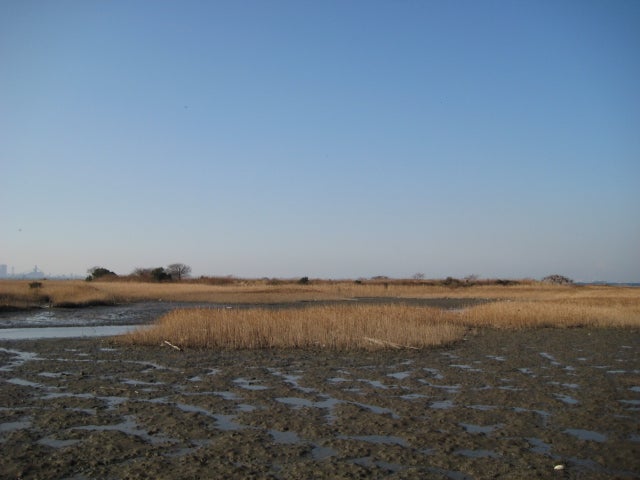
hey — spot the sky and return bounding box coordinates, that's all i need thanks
[1,1,639,282]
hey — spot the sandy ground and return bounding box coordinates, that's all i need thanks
[1,327,639,479]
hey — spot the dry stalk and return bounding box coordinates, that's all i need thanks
[163,340,182,351]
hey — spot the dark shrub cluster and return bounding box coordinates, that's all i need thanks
[542,274,574,285]
[86,267,117,281]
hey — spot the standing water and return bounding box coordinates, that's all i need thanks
[0,302,220,340]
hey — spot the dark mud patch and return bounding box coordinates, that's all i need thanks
[1,327,639,479]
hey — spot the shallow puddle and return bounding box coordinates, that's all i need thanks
[539,352,562,365]
[269,429,300,444]
[0,419,32,435]
[38,436,81,448]
[400,393,427,400]
[564,428,608,442]
[358,378,388,389]
[7,377,49,388]
[387,371,412,380]
[459,422,502,434]
[0,325,142,340]
[311,445,337,460]
[467,404,497,411]
[450,364,483,372]
[0,347,41,371]
[554,393,579,405]
[430,399,454,409]
[526,437,553,455]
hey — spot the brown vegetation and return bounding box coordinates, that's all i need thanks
[2,278,638,349]
[120,304,466,350]
[120,289,640,350]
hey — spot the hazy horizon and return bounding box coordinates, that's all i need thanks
[1,1,639,283]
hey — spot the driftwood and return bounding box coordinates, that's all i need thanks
[163,340,183,351]
[363,337,419,350]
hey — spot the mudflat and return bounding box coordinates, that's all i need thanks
[1,328,638,479]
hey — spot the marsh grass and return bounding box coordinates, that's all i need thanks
[0,280,117,309]
[5,278,635,307]
[2,279,638,349]
[119,283,639,349]
[459,299,640,328]
[120,304,466,350]
[121,293,639,350]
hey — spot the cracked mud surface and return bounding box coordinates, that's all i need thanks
[1,328,639,479]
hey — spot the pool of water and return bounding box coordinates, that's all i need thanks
[0,302,221,329]
[0,325,145,340]
[0,301,225,340]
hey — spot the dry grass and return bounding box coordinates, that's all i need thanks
[0,280,116,309]
[458,298,640,328]
[118,282,639,350]
[2,279,638,349]
[120,304,466,350]
[120,292,640,350]
[5,278,638,307]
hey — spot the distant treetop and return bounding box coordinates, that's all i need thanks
[542,274,574,285]
[86,266,117,281]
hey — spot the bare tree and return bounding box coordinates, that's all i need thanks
[131,268,153,281]
[166,263,191,281]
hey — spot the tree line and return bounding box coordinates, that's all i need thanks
[86,263,191,282]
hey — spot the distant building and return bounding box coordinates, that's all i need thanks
[0,264,7,278]
[24,265,45,280]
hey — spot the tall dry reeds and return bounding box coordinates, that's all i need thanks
[120,304,466,350]
[4,278,638,349]
[119,286,640,350]
[458,298,640,329]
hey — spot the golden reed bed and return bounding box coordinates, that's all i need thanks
[3,277,638,305]
[2,279,638,349]
[120,297,640,350]
[120,304,466,350]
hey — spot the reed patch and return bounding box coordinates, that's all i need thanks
[120,304,466,350]
[119,287,640,349]
[2,279,639,349]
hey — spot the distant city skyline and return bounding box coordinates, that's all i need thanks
[1,2,638,283]
[0,264,80,280]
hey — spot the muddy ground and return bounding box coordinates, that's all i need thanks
[1,328,638,479]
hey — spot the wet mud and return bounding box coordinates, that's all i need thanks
[1,327,639,479]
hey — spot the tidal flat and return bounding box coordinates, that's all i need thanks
[1,328,639,479]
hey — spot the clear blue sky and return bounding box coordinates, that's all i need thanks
[1,1,639,282]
